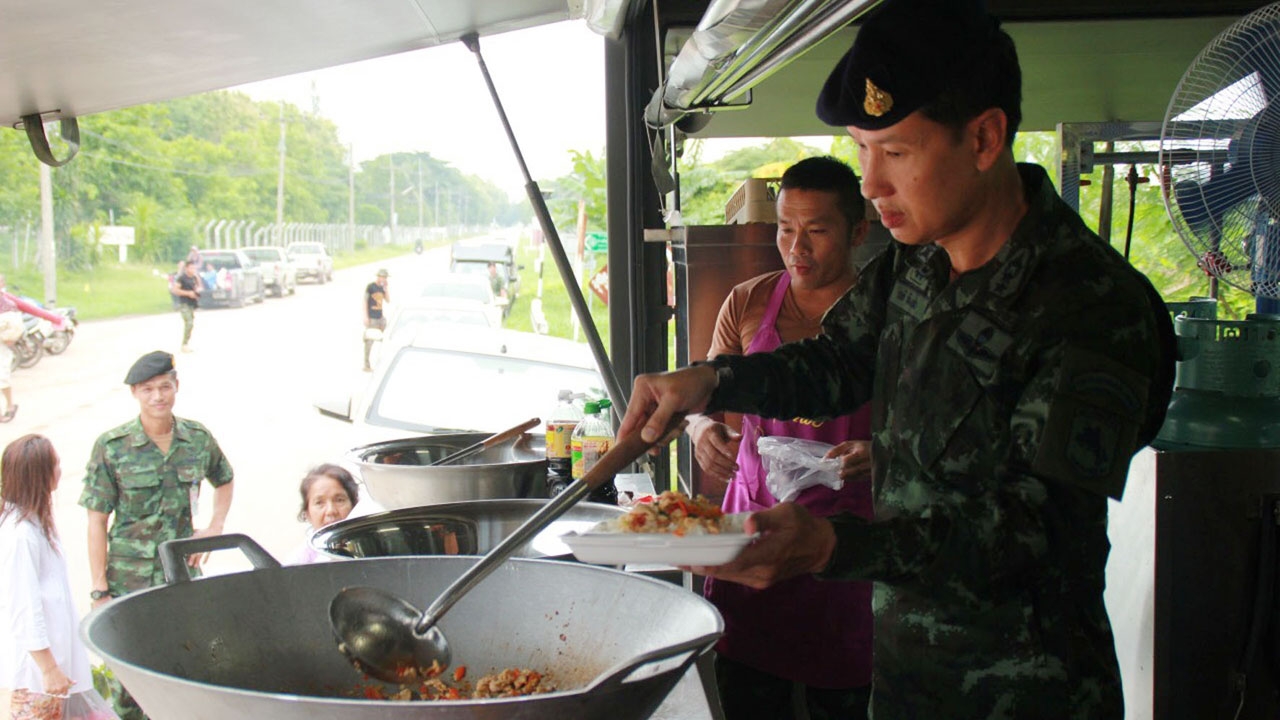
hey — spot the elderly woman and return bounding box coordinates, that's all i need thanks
[287,464,360,565]
[0,435,93,716]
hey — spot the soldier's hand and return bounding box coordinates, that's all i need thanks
[827,440,872,481]
[690,420,741,483]
[619,366,718,450]
[187,526,221,567]
[688,503,836,589]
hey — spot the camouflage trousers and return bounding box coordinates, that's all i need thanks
[178,305,194,346]
[714,654,870,720]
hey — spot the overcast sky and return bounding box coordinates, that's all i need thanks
[235,21,608,200]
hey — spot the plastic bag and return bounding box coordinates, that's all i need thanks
[6,689,64,720]
[64,690,118,720]
[756,436,843,504]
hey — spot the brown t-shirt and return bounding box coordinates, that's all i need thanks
[709,270,851,358]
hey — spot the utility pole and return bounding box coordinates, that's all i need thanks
[39,162,55,305]
[389,155,397,245]
[347,143,355,252]
[434,180,440,230]
[417,158,424,230]
[275,101,286,236]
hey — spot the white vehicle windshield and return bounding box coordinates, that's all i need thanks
[369,348,600,433]
[421,279,491,304]
[290,245,322,255]
[389,310,490,343]
[243,249,280,262]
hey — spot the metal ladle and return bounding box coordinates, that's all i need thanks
[330,417,684,683]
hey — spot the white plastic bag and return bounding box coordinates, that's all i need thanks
[756,436,843,504]
[64,689,118,720]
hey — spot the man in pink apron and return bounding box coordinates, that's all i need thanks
[687,157,875,719]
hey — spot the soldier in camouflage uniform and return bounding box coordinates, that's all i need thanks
[79,351,234,720]
[620,1,1176,718]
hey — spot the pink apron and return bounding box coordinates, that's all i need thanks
[704,271,874,689]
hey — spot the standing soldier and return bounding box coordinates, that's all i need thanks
[174,261,200,352]
[362,268,390,372]
[619,0,1177,716]
[80,351,234,719]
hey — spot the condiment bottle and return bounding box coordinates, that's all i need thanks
[545,389,581,496]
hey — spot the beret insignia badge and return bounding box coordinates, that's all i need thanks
[864,78,892,117]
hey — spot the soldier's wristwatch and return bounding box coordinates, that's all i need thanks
[90,589,110,601]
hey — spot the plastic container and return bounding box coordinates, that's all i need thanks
[573,399,618,505]
[546,389,583,480]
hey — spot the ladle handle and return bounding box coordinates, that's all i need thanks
[430,417,540,467]
[413,416,684,635]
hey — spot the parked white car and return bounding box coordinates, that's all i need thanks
[316,325,602,441]
[383,297,495,347]
[286,241,334,284]
[241,246,297,297]
[419,273,507,328]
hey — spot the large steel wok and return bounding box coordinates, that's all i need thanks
[82,535,721,720]
[349,433,549,509]
[312,499,625,561]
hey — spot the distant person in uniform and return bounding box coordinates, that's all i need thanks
[79,350,234,720]
[173,261,201,352]
[618,0,1176,717]
[487,261,507,299]
[363,269,390,372]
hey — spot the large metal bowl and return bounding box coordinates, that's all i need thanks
[82,535,721,720]
[349,433,548,509]
[312,499,624,561]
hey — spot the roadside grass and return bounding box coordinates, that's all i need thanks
[504,241,611,347]
[4,242,440,321]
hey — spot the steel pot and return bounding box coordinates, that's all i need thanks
[82,535,721,720]
[349,433,548,509]
[312,499,624,561]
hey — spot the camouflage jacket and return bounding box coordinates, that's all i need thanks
[79,416,234,595]
[706,164,1175,719]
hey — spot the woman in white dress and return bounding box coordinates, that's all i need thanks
[0,434,92,717]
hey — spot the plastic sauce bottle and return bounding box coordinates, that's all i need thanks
[546,390,582,495]
[574,399,619,505]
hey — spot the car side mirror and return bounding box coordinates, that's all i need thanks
[314,397,353,423]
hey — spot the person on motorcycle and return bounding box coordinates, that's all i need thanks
[0,274,67,422]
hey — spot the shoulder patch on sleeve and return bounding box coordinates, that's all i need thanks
[1031,347,1151,498]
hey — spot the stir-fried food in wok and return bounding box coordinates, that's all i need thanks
[356,664,555,701]
[602,490,728,536]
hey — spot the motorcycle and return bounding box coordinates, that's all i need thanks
[43,306,77,354]
[11,315,44,370]
[414,239,424,255]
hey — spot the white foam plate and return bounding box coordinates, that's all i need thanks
[562,531,757,566]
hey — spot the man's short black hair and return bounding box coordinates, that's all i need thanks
[919,28,1022,148]
[779,156,865,229]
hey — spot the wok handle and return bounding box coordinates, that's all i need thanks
[429,416,540,467]
[160,533,281,584]
[587,632,720,692]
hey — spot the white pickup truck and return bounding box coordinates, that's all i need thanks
[285,242,334,284]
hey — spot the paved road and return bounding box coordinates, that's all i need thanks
[1,248,451,620]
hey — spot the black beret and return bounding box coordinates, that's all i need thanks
[817,0,999,129]
[125,350,175,385]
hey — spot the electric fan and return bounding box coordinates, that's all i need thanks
[1156,1,1280,449]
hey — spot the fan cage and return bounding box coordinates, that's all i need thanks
[1160,1,1280,300]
